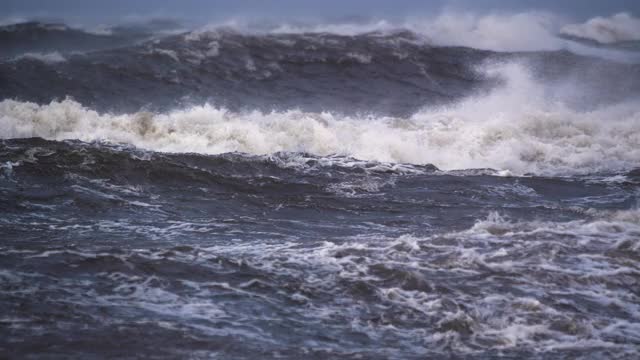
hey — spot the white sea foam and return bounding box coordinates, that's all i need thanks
[150,48,180,62]
[192,207,640,353]
[1,63,638,176]
[561,13,640,44]
[3,205,639,354]
[11,51,67,63]
[409,12,564,52]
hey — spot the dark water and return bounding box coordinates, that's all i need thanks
[2,22,640,115]
[1,21,640,359]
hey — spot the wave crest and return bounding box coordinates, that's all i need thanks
[561,13,640,44]
[1,63,639,175]
[189,12,563,52]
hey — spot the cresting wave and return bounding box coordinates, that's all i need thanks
[151,12,640,52]
[182,12,640,62]
[2,63,639,176]
[561,13,640,44]
[191,12,562,52]
[2,12,640,65]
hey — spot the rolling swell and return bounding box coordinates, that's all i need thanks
[0,27,490,115]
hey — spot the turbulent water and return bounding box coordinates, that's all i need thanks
[1,15,640,359]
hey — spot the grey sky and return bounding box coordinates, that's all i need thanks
[2,0,639,25]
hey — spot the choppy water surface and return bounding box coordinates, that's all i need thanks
[1,17,640,359]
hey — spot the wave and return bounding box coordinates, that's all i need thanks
[2,181,638,357]
[561,13,640,44]
[4,12,640,64]
[2,63,638,176]
[0,28,494,115]
[0,21,152,60]
[191,12,563,52]
[380,12,560,53]
[188,11,640,61]
[3,22,639,117]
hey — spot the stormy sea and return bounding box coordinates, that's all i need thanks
[1,12,640,359]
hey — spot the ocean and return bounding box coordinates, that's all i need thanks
[1,15,639,359]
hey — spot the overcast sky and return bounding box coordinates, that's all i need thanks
[2,0,639,25]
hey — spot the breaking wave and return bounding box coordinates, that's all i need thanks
[192,11,640,60]
[561,13,640,44]
[1,63,639,175]
[201,12,563,52]
[4,11,639,61]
